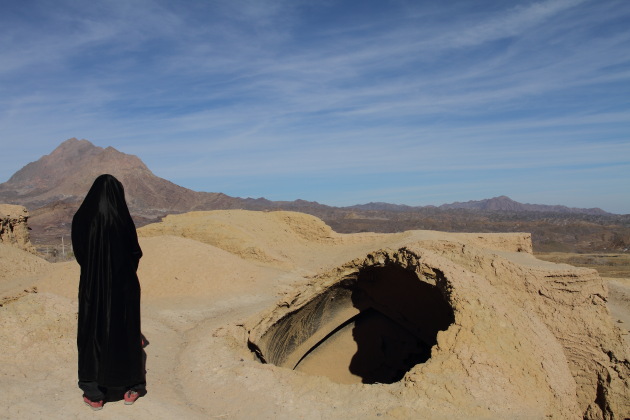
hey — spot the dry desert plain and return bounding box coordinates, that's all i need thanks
[1,210,629,419]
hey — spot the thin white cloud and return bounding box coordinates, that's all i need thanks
[448,0,587,48]
[0,0,629,212]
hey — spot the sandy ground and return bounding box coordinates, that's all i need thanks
[0,211,628,419]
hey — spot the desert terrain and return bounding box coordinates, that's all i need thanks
[3,140,630,259]
[1,209,629,419]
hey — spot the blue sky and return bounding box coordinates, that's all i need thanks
[1,0,629,213]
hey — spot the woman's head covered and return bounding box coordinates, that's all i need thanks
[75,174,133,227]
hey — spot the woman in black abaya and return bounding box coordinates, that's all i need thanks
[72,174,145,410]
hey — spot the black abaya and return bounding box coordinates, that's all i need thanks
[72,174,145,392]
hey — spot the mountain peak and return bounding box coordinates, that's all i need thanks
[440,196,608,215]
[1,138,151,205]
[0,138,239,215]
[57,137,91,147]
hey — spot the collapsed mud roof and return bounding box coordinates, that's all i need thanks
[249,249,454,385]
[247,240,630,419]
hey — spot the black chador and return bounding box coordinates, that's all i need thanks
[72,174,145,402]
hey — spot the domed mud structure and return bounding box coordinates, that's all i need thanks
[248,250,454,384]
[244,239,630,419]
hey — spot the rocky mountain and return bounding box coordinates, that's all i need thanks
[1,138,628,253]
[0,138,241,216]
[439,195,608,215]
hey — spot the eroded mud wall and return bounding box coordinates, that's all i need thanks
[0,205,35,253]
[246,244,627,418]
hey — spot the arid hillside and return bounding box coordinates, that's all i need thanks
[0,138,242,215]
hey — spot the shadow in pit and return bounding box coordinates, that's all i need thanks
[292,265,454,384]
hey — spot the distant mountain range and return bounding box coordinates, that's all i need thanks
[0,138,627,253]
[349,196,608,215]
[0,138,609,216]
